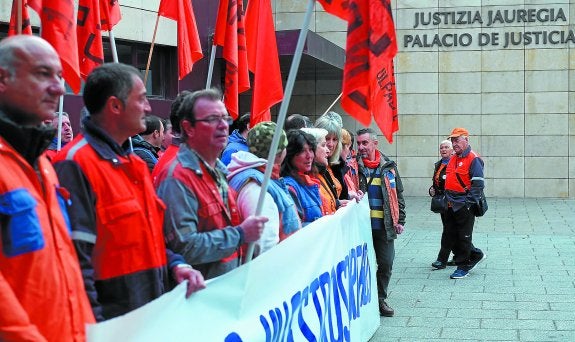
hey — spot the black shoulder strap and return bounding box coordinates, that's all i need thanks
[455,173,469,192]
[367,163,385,187]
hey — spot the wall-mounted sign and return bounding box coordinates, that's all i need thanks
[403,7,574,49]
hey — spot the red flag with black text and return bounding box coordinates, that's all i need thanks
[158,0,203,80]
[341,0,398,143]
[8,0,33,36]
[213,0,250,119]
[28,0,82,93]
[316,0,349,21]
[77,0,104,79]
[244,0,283,126]
[99,0,121,31]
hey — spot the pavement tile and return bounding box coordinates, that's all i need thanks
[554,320,575,330]
[441,327,518,340]
[518,310,575,320]
[446,308,517,319]
[481,301,550,311]
[450,293,515,302]
[481,318,555,330]
[407,316,480,328]
[519,329,575,341]
[372,326,441,339]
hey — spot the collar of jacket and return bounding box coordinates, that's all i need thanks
[132,135,160,154]
[177,143,228,176]
[81,116,130,162]
[0,109,55,166]
[457,145,472,158]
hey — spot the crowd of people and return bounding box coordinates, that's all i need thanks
[0,35,486,340]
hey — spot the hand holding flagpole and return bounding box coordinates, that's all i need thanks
[244,0,316,263]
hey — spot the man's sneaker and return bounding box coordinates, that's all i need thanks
[450,268,469,279]
[431,260,446,269]
[467,251,486,272]
[378,299,394,317]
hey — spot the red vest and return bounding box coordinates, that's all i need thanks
[445,150,480,193]
[55,136,167,280]
[0,137,94,341]
[162,160,242,262]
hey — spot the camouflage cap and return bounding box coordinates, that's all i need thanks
[247,121,287,159]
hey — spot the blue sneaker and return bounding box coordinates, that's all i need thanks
[450,269,469,279]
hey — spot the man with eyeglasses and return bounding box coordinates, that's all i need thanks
[444,127,486,279]
[155,88,268,279]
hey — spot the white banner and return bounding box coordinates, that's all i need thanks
[88,198,379,341]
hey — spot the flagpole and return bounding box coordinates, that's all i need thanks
[144,14,161,85]
[17,0,22,34]
[244,0,315,263]
[205,44,217,88]
[109,30,119,63]
[56,79,65,151]
[322,92,343,116]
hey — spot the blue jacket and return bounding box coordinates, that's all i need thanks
[221,130,249,165]
[283,176,323,225]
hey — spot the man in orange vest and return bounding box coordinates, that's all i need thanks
[444,127,486,279]
[155,89,268,279]
[53,63,206,321]
[0,35,95,341]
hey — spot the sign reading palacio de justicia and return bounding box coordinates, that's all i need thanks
[403,7,575,49]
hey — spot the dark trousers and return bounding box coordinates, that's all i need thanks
[444,206,480,267]
[372,229,395,300]
[436,213,452,263]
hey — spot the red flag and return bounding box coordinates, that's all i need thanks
[8,0,33,36]
[213,0,229,47]
[317,0,349,21]
[341,0,398,143]
[99,0,121,31]
[77,0,104,79]
[213,0,250,119]
[244,0,283,126]
[158,0,203,80]
[28,0,81,94]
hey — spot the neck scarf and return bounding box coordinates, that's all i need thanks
[362,150,381,169]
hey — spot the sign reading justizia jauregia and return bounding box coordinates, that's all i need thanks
[403,7,575,49]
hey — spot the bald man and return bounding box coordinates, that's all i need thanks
[0,35,95,340]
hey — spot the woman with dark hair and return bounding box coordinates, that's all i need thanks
[281,130,323,226]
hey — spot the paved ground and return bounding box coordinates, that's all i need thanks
[370,196,575,342]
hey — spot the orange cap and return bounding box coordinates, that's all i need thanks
[448,127,469,138]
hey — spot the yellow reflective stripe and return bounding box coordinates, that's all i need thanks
[370,210,384,218]
[371,177,382,186]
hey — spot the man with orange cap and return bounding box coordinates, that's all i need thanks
[444,128,486,279]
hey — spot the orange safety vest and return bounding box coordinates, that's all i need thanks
[55,136,167,280]
[444,150,480,193]
[0,137,94,341]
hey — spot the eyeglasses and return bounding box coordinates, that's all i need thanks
[193,115,233,126]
